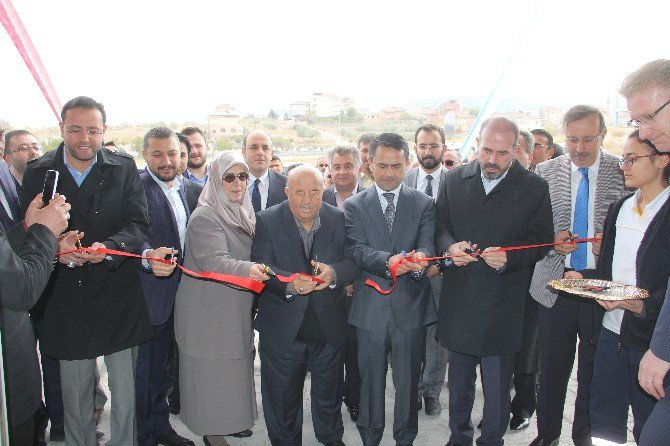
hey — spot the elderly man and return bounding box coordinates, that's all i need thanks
[345,132,436,446]
[528,105,626,446]
[620,59,670,445]
[403,124,449,417]
[20,96,153,446]
[242,130,287,213]
[436,117,554,446]
[3,130,43,188]
[251,165,357,446]
[322,145,363,210]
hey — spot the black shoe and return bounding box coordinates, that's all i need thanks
[323,441,345,446]
[423,396,442,416]
[155,429,195,446]
[509,414,530,431]
[346,403,359,422]
[528,437,559,446]
[227,429,253,438]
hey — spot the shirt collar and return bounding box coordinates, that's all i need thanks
[570,149,602,176]
[63,149,98,174]
[480,166,510,185]
[249,169,269,184]
[147,168,181,193]
[418,165,443,184]
[630,186,670,217]
[374,182,402,198]
[293,212,321,234]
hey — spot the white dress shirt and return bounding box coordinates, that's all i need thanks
[375,183,401,212]
[417,165,444,201]
[248,170,270,210]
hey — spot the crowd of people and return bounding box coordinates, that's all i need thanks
[1,59,670,446]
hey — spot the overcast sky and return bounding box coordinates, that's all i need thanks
[1,0,669,128]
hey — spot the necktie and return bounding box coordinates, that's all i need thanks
[571,168,589,271]
[425,174,433,197]
[383,192,395,233]
[252,178,261,213]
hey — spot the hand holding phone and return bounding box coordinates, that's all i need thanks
[42,170,59,207]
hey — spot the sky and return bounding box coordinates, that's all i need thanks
[1,0,669,128]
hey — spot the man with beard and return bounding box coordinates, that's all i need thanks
[403,124,449,417]
[19,96,153,446]
[135,128,196,446]
[357,133,376,189]
[181,127,210,185]
[242,130,287,213]
[3,130,43,188]
[435,117,553,446]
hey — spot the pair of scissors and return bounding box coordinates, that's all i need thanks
[313,255,321,277]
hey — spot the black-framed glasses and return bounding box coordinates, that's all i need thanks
[628,97,670,128]
[222,172,249,183]
[565,134,601,145]
[443,159,455,166]
[418,143,443,150]
[64,125,104,135]
[9,143,42,153]
[619,153,656,167]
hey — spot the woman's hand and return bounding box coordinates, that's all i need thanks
[248,263,270,282]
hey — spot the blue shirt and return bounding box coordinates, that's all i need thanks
[184,166,209,186]
[63,150,98,187]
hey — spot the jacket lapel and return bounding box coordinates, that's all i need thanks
[363,187,392,247]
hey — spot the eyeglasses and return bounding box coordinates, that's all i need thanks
[628,97,670,128]
[318,163,329,168]
[619,153,656,167]
[565,134,601,145]
[533,143,548,149]
[9,143,42,153]
[64,126,104,135]
[222,172,249,183]
[418,143,443,150]
[443,159,456,166]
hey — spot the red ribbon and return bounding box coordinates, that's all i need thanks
[365,237,601,295]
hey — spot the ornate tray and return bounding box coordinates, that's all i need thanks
[548,278,648,301]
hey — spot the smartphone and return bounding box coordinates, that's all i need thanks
[42,170,59,206]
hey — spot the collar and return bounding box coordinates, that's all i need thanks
[147,168,181,192]
[570,149,602,176]
[418,165,443,183]
[249,169,269,184]
[292,212,321,234]
[374,182,402,198]
[629,186,670,217]
[63,148,98,174]
[480,164,511,184]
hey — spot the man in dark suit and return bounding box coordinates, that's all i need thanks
[135,128,194,446]
[344,133,436,446]
[528,106,626,446]
[403,124,449,417]
[242,130,288,213]
[0,160,20,231]
[3,130,43,189]
[620,59,670,446]
[251,165,357,446]
[435,117,554,446]
[1,194,69,445]
[321,145,364,422]
[20,96,153,446]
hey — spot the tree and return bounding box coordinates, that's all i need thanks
[268,109,278,120]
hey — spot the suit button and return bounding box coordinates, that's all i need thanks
[77,280,83,287]
[120,242,126,249]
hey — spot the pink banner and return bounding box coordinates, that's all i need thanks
[0,0,61,122]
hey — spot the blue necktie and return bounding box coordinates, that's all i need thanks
[252,178,261,213]
[571,168,589,271]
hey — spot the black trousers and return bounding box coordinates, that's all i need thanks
[343,323,361,407]
[10,412,35,446]
[536,292,603,445]
[511,295,539,419]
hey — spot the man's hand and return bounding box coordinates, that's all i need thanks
[312,261,335,290]
[57,231,86,266]
[147,247,178,277]
[80,242,107,264]
[25,193,71,236]
[248,263,271,282]
[388,251,413,276]
[595,299,644,314]
[345,284,354,297]
[592,232,603,256]
[426,264,441,278]
[480,247,506,271]
[638,349,670,400]
[554,230,578,255]
[448,241,478,266]
[291,274,316,295]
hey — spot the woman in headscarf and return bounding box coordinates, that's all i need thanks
[175,152,269,446]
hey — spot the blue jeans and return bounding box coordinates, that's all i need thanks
[590,327,657,444]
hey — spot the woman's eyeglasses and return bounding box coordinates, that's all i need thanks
[222,172,249,183]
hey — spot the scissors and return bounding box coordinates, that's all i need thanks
[313,255,321,277]
[261,264,276,277]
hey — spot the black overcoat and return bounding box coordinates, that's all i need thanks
[435,160,554,356]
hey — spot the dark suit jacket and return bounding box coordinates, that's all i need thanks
[585,193,670,351]
[266,170,288,209]
[251,201,358,354]
[402,166,449,199]
[322,184,362,209]
[180,176,203,212]
[344,184,437,334]
[435,160,554,356]
[0,160,19,231]
[20,144,153,359]
[138,171,192,326]
[0,222,57,426]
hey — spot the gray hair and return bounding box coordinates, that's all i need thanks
[328,145,361,168]
[143,127,178,151]
[562,105,606,134]
[286,164,324,190]
[620,59,670,98]
[478,117,519,147]
[518,130,533,154]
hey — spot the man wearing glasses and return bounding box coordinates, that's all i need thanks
[3,130,43,188]
[529,129,554,171]
[620,59,670,445]
[19,96,153,446]
[528,105,627,446]
[442,149,462,170]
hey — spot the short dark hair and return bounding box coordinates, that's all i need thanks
[562,105,606,135]
[369,133,409,161]
[414,124,445,144]
[357,133,376,149]
[518,130,533,154]
[61,96,106,124]
[271,154,281,162]
[103,141,116,147]
[176,132,191,154]
[530,128,554,149]
[4,129,33,154]
[143,127,176,152]
[551,143,565,158]
[180,126,206,140]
